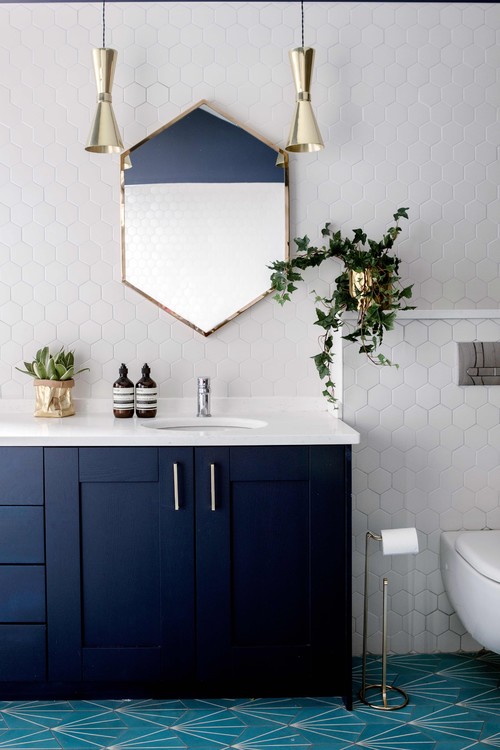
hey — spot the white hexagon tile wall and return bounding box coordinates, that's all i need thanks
[1,2,500,654]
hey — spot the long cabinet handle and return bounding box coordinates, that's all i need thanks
[173,463,180,511]
[210,463,216,511]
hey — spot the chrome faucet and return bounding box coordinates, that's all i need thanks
[197,376,211,417]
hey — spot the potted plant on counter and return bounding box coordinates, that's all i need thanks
[16,347,89,417]
[269,207,414,404]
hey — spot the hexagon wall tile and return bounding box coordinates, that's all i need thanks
[0,1,499,656]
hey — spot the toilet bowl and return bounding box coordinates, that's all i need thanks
[440,530,500,654]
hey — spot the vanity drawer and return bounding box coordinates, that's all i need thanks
[0,448,43,505]
[0,507,44,563]
[0,625,46,681]
[0,567,45,622]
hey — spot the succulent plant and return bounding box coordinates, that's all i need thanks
[16,347,89,381]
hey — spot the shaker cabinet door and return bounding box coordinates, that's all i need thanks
[45,447,196,689]
[195,445,351,698]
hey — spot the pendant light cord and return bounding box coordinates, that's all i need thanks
[301,0,304,48]
[102,0,106,48]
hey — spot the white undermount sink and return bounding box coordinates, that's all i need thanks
[141,417,268,432]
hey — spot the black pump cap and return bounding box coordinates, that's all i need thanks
[119,363,128,377]
[142,363,151,377]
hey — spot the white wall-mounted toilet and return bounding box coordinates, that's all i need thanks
[440,530,500,654]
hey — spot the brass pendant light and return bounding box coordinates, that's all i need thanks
[85,0,124,153]
[286,1,324,153]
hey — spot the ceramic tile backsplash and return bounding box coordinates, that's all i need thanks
[345,319,500,655]
[1,2,500,653]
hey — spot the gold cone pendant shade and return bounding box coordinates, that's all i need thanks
[286,47,324,153]
[86,47,124,153]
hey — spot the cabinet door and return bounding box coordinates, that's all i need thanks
[196,445,351,697]
[45,447,195,689]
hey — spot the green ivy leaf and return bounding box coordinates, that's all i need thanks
[268,208,412,404]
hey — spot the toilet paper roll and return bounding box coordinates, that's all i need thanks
[381,527,419,556]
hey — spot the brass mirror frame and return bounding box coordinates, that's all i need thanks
[120,100,289,337]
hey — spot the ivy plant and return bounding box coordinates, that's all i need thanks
[269,207,414,404]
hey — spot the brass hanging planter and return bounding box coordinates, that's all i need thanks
[33,379,75,418]
[349,269,374,310]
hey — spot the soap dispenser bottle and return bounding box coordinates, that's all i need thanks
[113,363,134,419]
[136,363,157,418]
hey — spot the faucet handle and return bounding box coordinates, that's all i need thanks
[197,376,210,392]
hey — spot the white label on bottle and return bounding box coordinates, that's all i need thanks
[136,389,158,400]
[136,389,158,410]
[113,387,134,409]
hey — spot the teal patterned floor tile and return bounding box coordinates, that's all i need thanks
[52,728,127,749]
[115,700,187,728]
[181,700,252,711]
[1,701,73,711]
[102,727,187,749]
[304,744,356,750]
[477,651,500,668]
[52,711,127,729]
[409,705,484,742]
[0,729,61,748]
[290,698,345,708]
[290,705,365,744]
[396,674,461,706]
[356,721,435,749]
[387,654,445,674]
[0,702,76,730]
[230,699,302,726]
[170,709,245,747]
[481,729,500,747]
[0,653,494,750]
[352,658,399,687]
[352,702,414,725]
[457,688,500,717]
[51,711,129,749]
[232,724,311,750]
[436,660,499,689]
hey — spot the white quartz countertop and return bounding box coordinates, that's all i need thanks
[0,397,360,446]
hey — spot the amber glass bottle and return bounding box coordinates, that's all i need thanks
[135,363,157,418]
[113,363,134,418]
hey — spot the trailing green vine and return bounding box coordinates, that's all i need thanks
[269,207,414,404]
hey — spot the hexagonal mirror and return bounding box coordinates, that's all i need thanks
[121,100,289,336]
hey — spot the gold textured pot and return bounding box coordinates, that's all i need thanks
[349,270,373,310]
[33,379,75,418]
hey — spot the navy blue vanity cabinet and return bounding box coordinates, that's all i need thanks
[196,445,351,700]
[45,447,196,693]
[39,443,352,701]
[0,448,46,682]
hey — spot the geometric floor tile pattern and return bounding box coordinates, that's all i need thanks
[0,653,498,748]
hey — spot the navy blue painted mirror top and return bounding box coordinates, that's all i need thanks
[125,106,281,185]
[121,100,288,337]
